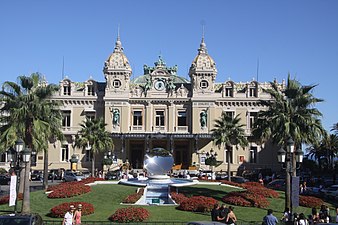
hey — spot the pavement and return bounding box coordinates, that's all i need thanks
[0,180,63,197]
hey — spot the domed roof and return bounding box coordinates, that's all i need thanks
[190,37,217,72]
[104,36,131,71]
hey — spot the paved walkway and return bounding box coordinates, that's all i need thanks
[0,180,62,197]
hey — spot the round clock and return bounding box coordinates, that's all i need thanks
[154,80,165,91]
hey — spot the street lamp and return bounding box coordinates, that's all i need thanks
[7,138,31,213]
[277,137,303,222]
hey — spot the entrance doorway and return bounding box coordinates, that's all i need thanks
[130,142,145,169]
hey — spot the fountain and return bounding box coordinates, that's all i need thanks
[119,148,197,205]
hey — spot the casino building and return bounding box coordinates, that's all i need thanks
[3,35,284,174]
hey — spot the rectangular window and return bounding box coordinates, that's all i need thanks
[249,112,258,129]
[177,111,187,126]
[61,145,69,162]
[87,85,95,96]
[133,111,143,126]
[155,110,165,127]
[0,153,6,162]
[63,86,71,95]
[225,88,233,97]
[225,111,234,119]
[85,150,92,162]
[62,111,71,128]
[249,88,257,97]
[250,147,257,163]
[86,113,95,121]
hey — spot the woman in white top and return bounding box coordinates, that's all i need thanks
[62,205,75,225]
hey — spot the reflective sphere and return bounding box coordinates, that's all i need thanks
[144,148,174,176]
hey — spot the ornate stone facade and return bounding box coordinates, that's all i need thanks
[30,35,285,175]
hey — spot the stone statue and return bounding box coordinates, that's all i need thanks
[143,77,152,96]
[167,78,176,94]
[112,109,120,126]
[200,110,207,127]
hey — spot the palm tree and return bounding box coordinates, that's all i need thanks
[331,123,338,134]
[74,118,114,176]
[211,113,248,181]
[0,73,63,213]
[252,75,325,211]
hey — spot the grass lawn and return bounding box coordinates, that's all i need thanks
[0,183,317,223]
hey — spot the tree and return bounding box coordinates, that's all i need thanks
[211,113,248,181]
[331,123,338,134]
[252,75,325,211]
[74,118,114,176]
[0,73,63,213]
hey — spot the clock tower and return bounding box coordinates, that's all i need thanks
[103,34,132,98]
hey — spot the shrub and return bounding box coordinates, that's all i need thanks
[122,188,144,204]
[178,195,217,212]
[222,191,269,208]
[49,202,94,218]
[0,193,23,205]
[109,207,150,223]
[170,192,189,204]
[245,186,279,198]
[299,195,324,208]
[222,193,251,207]
[47,183,91,198]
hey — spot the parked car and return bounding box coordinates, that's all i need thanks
[30,170,43,181]
[230,176,249,184]
[320,184,338,198]
[187,221,225,225]
[105,171,119,180]
[48,169,62,180]
[63,171,85,182]
[0,213,43,225]
[0,174,11,185]
[267,179,286,191]
[215,172,228,180]
[81,170,91,178]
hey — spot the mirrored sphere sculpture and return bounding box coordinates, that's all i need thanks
[144,148,174,176]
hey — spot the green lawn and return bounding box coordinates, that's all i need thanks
[0,183,316,223]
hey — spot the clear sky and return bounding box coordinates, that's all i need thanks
[0,0,337,131]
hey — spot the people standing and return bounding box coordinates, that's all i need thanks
[211,203,224,222]
[73,204,82,225]
[281,207,291,224]
[263,209,278,225]
[311,207,319,224]
[219,204,229,223]
[226,206,237,225]
[62,205,75,225]
[298,213,308,225]
[335,207,338,223]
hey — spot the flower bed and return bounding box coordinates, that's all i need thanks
[47,177,104,192]
[109,207,150,223]
[48,201,94,218]
[79,177,105,184]
[0,193,23,205]
[220,180,243,188]
[122,188,144,204]
[177,195,217,212]
[170,192,189,204]
[245,186,279,198]
[47,183,91,198]
[299,195,324,208]
[222,191,269,208]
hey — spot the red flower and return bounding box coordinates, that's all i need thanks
[109,207,150,223]
[47,183,91,198]
[299,195,324,208]
[178,195,217,212]
[49,202,94,218]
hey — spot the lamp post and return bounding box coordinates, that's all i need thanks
[277,137,304,222]
[7,138,31,213]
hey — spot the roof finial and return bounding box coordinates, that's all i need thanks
[198,21,207,54]
[114,24,123,53]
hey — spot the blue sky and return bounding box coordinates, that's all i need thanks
[0,0,337,131]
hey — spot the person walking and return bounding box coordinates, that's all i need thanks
[73,204,82,225]
[225,206,237,225]
[263,209,278,225]
[62,205,75,225]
